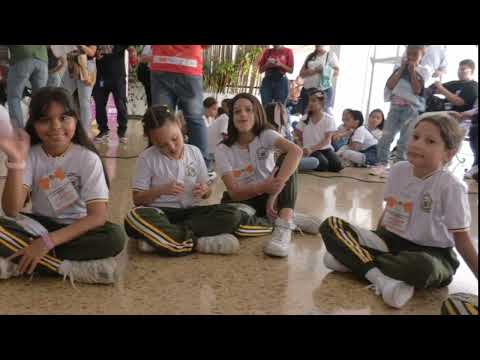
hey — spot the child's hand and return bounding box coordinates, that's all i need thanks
[192,183,209,199]
[261,172,285,195]
[303,147,312,157]
[8,237,50,275]
[0,129,30,163]
[159,181,185,196]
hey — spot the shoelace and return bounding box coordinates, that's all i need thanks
[366,284,381,296]
[62,268,79,291]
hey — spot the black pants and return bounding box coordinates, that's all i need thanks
[311,149,343,172]
[137,63,152,108]
[93,77,128,136]
[470,123,478,167]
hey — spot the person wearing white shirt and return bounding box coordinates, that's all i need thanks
[402,45,448,86]
[294,89,343,172]
[216,93,321,258]
[125,105,271,256]
[298,45,340,114]
[320,113,478,309]
[337,110,378,167]
[0,87,126,284]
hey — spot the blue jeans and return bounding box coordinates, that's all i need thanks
[150,71,207,158]
[62,60,96,135]
[47,71,63,87]
[260,74,289,106]
[299,157,320,171]
[376,104,418,165]
[7,58,48,128]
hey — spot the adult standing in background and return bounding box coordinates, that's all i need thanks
[258,45,294,106]
[6,45,48,128]
[46,46,66,87]
[62,45,97,136]
[298,45,339,114]
[93,45,130,144]
[402,45,448,86]
[138,45,152,108]
[150,45,209,159]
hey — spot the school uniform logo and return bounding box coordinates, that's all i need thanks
[420,192,433,213]
[185,162,197,177]
[256,147,269,160]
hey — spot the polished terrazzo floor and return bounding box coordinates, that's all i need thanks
[0,119,478,315]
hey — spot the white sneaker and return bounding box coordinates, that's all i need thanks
[369,164,388,176]
[196,234,240,255]
[293,212,322,234]
[137,239,156,253]
[58,256,122,285]
[264,218,295,257]
[323,252,351,272]
[465,165,478,179]
[365,268,414,309]
[0,257,20,280]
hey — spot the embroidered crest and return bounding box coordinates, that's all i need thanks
[185,162,197,177]
[256,147,269,160]
[421,192,433,213]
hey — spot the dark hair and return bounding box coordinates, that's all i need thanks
[25,87,110,188]
[142,105,181,147]
[217,108,226,117]
[203,97,217,109]
[304,88,325,125]
[369,108,385,130]
[222,93,273,147]
[350,110,364,128]
[302,47,325,69]
[459,59,475,72]
[264,102,287,132]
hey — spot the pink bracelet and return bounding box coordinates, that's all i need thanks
[40,233,55,250]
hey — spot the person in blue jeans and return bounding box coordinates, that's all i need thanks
[149,45,209,160]
[6,46,48,128]
[371,45,429,177]
[258,46,294,106]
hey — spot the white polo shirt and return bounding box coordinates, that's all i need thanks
[296,112,337,150]
[132,144,208,208]
[382,161,471,248]
[303,52,339,90]
[351,126,378,150]
[208,114,229,155]
[369,128,383,140]
[215,129,281,184]
[23,144,109,224]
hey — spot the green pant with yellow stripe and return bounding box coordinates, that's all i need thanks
[319,216,460,289]
[0,213,126,275]
[124,203,272,256]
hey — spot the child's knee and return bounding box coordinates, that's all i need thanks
[103,223,127,256]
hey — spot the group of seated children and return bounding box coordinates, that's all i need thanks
[0,86,477,311]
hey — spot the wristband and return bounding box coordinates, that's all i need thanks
[5,160,26,170]
[40,233,55,250]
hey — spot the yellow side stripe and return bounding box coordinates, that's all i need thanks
[239,225,273,230]
[130,209,191,248]
[0,232,58,272]
[235,231,269,237]
[328,218,370,264]
[465,303,478,315]
[124,216,192,254]
[445,300,459,315]
[332,218,371,263]
[338,219,374,262]
[0,226,61,268]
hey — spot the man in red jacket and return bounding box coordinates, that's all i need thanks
[150,45,209,161]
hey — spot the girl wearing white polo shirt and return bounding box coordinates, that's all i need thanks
[216,93,320,258]
[320,113,477,309]
[337,110,378,167]
[125,105,271,256]
[295,89,343,172]
[0,87,126,284]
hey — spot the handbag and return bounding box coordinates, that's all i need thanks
[67,51,96,87]
[319,52,333,90]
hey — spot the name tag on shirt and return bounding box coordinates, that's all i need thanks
[381,196,413,237]
[233,163,255,184]
[39,168,79,213]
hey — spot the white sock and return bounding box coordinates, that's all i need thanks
[365,267,384,285]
